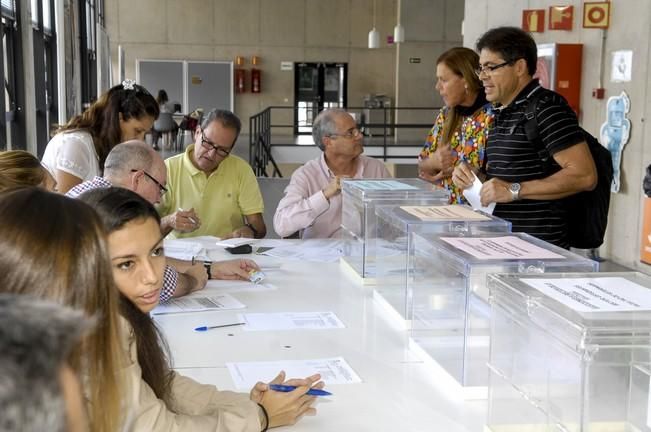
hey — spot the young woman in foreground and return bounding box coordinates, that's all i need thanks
[0,188,124,432]
[80,186,323,431]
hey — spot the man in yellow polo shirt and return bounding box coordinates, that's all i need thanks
[158,109,266,239]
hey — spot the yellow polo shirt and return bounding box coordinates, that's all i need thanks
[159,145,264,239]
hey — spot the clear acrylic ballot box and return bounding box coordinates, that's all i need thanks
[487,272,651,432]
[373,205,511,328]
[408,232,598,398]
[340,178,448,283]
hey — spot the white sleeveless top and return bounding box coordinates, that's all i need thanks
[41,130,100,181]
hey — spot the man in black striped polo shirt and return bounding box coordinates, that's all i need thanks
[452,26,596,248]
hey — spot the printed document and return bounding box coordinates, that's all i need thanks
[441,236,565,260]
[152,293,245,315]
[238,311,345,331]
[400,205,491,221]
[227,357,362,389]
[521,277,651,313]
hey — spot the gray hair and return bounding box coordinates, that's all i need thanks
[104,140,155,181]
[312,108,348,151]
[200,109,242,146]
[0,294,92,432]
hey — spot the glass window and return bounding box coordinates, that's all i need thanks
[1,0,15,19]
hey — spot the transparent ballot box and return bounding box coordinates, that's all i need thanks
[373,205,511,328]
[487,272,651,432]
[408,233,598,398]
[340,178,448,282]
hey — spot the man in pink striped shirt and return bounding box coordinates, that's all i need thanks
[274,108,391,239]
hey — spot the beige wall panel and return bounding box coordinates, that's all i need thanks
[213,0,261,46]
[444,0,464,43]
[402,0,445,42]
[260,0,306,46]
[304,47,349,63]
[118,0,166,43]
[241,47,304,131]
[348,48,396,107]
[305,0,350,47]
[167,0,215,45]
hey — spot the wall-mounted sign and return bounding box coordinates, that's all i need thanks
[583,2,610,29]
[280,61,293,71]
[549,5,573,30]
[409,58,421,64]
[191,76,202,85]
[611,50,632,83]
[523,9,545,33]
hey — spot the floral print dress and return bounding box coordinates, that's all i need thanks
[418,103,494,204]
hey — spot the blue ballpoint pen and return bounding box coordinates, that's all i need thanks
[269,384,332,397]
[194,322,246,332]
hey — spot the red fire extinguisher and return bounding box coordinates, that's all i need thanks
[235,69,246,93]
[251,56,261,93]
[235,56,246,93]
[251,69,261,93]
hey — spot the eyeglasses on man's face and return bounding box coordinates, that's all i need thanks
[475,59,516,77]
[200,129,232,157]
[327,127,363,140]
[131,169,167,196]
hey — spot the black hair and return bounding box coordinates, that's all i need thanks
[77,186,173,405]
[476,26,538,76]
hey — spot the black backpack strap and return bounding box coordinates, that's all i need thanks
[521,92,553,166]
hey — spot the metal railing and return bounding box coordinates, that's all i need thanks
[249,106,440,177]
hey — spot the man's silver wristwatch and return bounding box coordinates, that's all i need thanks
[509,182,521,201]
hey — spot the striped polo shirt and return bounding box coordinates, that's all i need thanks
[486,79,584,248]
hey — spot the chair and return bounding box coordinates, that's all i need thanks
[176,114,200,150]
[153,112,178,151]
[257,177,291,239]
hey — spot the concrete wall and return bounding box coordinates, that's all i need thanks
[104,0,464,138]
[105,0,402,134]
[395,0,464,142]
[464,0,651,270]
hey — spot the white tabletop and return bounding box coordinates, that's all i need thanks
[156,238,487,431]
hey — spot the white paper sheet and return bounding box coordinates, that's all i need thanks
[205,280,277,293]
[521,277,651,313]
[351,180,418,191]
[215,238,258,248]
[441,236,565,260]
[462,174,496,214]
[400,205,491,221]
[261,239,346,262]
[226,357,361,389]
[152,294,245,315]
[163,239,205,261]
[238,311,345,331]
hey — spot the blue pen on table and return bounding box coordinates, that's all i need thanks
[194,322,246,332]
[269,384,332,397]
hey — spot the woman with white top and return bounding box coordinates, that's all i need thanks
[42,80,159,193]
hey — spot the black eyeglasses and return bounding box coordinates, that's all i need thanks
[200,129,231,157]
[131,169,167,196]
[475,60,516,77]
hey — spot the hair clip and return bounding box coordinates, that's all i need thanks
[122,79,136,91]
